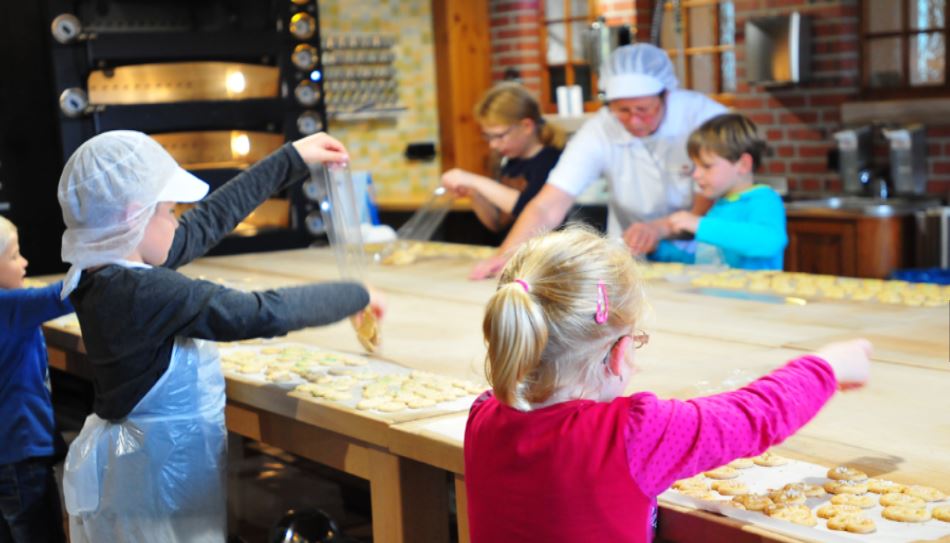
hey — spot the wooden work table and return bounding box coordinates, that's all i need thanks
[42,246,950,543]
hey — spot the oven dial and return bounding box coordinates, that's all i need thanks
[291,44,318,70]
[302,179,325,201]
[296,111,323,135]
[51,14,82,44]
[289,13,316,40]
[58,88,88,117]
[294,81,321,106]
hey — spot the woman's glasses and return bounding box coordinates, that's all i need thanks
[481,126,514,142]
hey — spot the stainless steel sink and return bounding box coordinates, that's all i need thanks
[785,196,942,217]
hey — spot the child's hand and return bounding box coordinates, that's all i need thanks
[623,220,667,255]
[352,285,386,323]
[292,132,349,165]
[816,339,872,389]
[667,211,700,234]
[441,168,474,197]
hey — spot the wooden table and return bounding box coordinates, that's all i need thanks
[43,247,950,543]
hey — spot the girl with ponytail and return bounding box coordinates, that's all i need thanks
[464,224,872,542]
[441,82,565,240]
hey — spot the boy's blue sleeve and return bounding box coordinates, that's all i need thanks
[650,240,697,264]
[0,281,74,331]
[695,190,787,258]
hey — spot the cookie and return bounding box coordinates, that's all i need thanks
[727,458,755,469]
[933,505,950,522]
[355,397,386,410]
[881,505,931,523]
[902,484,947,502]
[731,494,773,512]
[866,478,905,494]
[768,488,806,505]
[753,452,789,467]
[766,504,817,526]
[817,504,862,519]
[783,482,826,498]
[354,308,380,352]
[377,400,407,413]
[672,476,709,492]
[879,492,925,508]
[680,489,719,500]
[830,493,876,508]
[827,514,876,534]
[824,480,869,495]
[704,466,739,480]
[711,480,748,496]
[827,466,868,482]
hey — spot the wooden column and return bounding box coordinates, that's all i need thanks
[432,0,493,176]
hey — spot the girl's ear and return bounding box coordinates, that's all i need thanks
[520,117,536,133]
[607,335,633,378]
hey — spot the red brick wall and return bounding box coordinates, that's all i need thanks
[488,0,950,197]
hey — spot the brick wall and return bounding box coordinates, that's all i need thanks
[488,0,950,197]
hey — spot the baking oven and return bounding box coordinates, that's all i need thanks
[10,0,328,273]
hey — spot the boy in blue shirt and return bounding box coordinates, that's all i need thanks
[653,113,787,270]
[0,215,73,542]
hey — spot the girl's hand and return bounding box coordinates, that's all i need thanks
[441,168,475,197]
[816,339,872,389]
[292,132,349,165]
[667,211,700,234]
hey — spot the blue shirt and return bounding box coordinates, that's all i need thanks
[0,281,74,464]
[652,185,788,270]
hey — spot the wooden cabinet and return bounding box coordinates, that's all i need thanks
[785,210,913,279]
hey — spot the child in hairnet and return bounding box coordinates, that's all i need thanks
[57,130,385,543]
[0,216,73,543]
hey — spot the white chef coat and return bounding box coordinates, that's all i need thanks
[548,89,727,237]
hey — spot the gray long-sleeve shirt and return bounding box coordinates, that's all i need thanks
[70,144,369,420]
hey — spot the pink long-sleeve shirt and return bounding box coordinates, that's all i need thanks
[464,355,837,542]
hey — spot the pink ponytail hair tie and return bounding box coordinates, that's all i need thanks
[594,280,609,324]
[513,279,531,293]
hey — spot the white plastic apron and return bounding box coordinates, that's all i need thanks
[63,262,227,543]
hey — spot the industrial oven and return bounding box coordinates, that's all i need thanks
[0,0,328,274]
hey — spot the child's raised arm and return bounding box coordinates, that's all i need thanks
[624,340,871,497]
[292,132,349,165]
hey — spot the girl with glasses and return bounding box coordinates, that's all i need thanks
[464,224,871,542]
[441,83,565,242]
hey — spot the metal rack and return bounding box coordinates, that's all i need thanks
[321,33,406,121]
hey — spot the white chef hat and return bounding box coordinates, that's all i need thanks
[604,44,679,101]
[58,130,209,298]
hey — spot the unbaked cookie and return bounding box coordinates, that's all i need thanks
[704,466,739,480]
[902,484,947,502]
[768,488,806,505]
[866,478,905,494]
[824,480,869,495]
[753,452,789,467]
[731,494,773,512]
[766,504,817,526]
[817,504,862,519]
[830,493,876,508]
[827,466,868,482]
[932,505,950,522]
[680,488,719,500]
[881,505,931,523]
[711,480,748,496]
[782,482,826,498]
[673,476,709,492]
[827,514,876,534]
[728,458,755,469]
[879,492,926,508]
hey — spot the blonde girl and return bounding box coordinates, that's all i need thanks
[464,224,871,542]
[441,82,565,236]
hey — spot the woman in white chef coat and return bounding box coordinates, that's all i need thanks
[469,43,727,279]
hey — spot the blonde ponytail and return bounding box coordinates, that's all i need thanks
[483,283,549,406]
[483,224,645,408]
[539,121,567,150]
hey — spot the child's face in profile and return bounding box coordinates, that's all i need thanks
[481,119,537,159]
[690,149,750,199]
[139,202,179,266]
[0,232,28,289]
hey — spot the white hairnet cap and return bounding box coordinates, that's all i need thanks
[605,44,678,101]
[58,130,209,298]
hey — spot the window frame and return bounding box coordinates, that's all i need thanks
[538,0,599,113]
[860,0,949,100]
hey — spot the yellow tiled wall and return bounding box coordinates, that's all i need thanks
[320,1,441,200]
